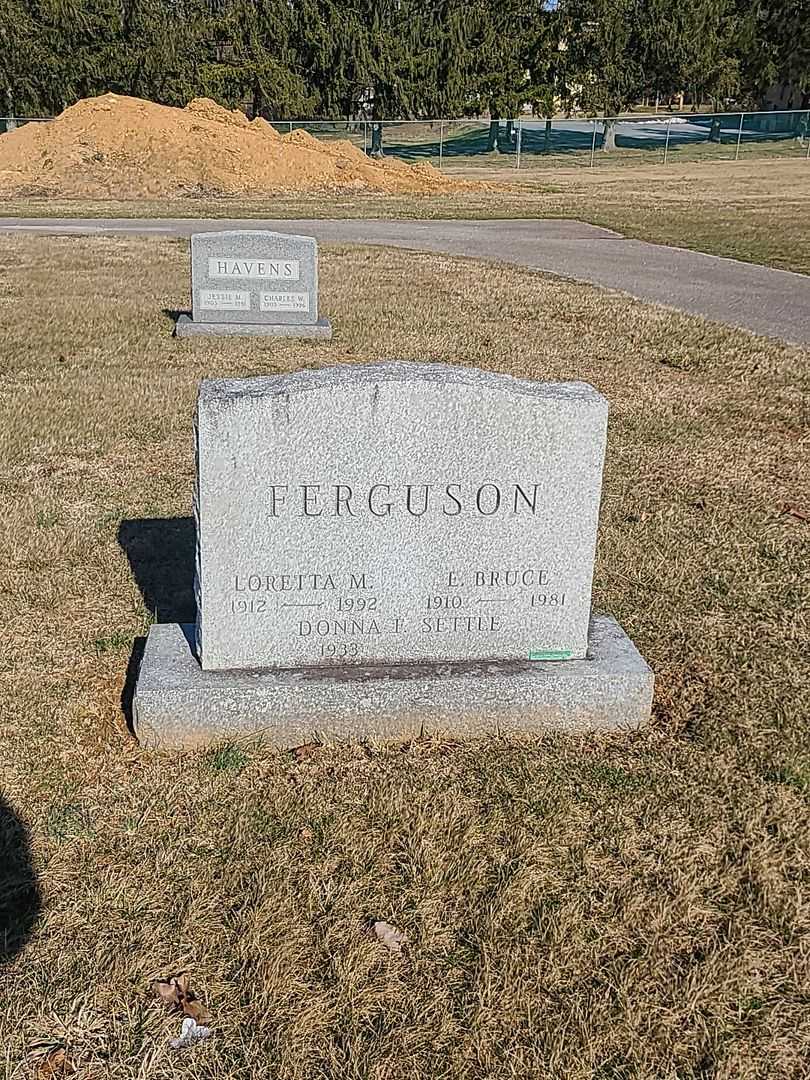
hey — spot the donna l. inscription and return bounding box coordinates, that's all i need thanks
[194,363,608,671]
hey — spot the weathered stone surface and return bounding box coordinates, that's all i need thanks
[190,230,319,325]
[194,362,608,672]
[133,615,654,749]
[175,315,332,339]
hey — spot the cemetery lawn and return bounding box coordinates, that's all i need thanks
[1,234,809,1078]
[2,158,809,274]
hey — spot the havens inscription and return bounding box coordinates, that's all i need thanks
[194,363,608,671]
[208,257,301,280]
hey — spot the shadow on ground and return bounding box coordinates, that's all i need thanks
[0,794,41,964]
[117,517,196,623]
[117,517,196,734]
[162,308,188,328]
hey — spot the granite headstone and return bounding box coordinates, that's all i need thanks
[194,363,607,671]
[132,361,653,747]
[175,230,332,338]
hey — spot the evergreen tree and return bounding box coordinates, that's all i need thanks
[558,0,646,147]
[640,0,740,111]
[204,0,314,117]
[737,1,810,110]
[0,0,45,115]
[465,0,536,151]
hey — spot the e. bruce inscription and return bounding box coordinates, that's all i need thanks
[194,362,608,671]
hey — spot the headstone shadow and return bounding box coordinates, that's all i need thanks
[118,517,196,735]
[0,794,41,965]
[117,517,197,624]
[162,308,189,327]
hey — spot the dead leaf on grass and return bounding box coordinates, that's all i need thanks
[781,503,810,522]
[151,973,212,1025]
[373,920,405,953]
[36,1048,75,1078]
[291,742,322,761]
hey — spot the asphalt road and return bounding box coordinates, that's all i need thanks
[2,216,808,345]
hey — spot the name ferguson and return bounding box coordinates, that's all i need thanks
[267,481,544,519]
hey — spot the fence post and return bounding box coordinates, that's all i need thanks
[805,112,810,159]
[663,117,672,164]
[289,121,293,134]
[735,112,744,160]
[363,121,368,156]
[515,118,522,170]
[589,119,597,167]
[439,119,444,169]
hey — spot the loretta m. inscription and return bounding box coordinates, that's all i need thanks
[194,362,608,671]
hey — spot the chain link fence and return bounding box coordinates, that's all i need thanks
[3,109,809,168]
[273,110,810,169]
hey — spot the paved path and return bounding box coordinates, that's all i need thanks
[2,216,808,345]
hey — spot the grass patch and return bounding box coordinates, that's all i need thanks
[2,159,809,273]
[204,743,249,774]
[0,235,808,1076]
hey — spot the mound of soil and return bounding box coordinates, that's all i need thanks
[0,93,477,199]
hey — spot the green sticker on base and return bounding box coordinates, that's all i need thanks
[529,649,572,661]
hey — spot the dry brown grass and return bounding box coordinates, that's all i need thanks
[3,158,809,273]
[0,236,809,1078]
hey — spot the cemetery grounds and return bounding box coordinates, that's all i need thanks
[0,158,808,1077]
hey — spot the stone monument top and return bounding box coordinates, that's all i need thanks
[194,362,608,671]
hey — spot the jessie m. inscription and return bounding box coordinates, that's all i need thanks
[194,363,608,671]
[174,230,332,339]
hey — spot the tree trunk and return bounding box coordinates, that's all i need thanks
[370,121,384,157]
[709,116,722,143]
[602,117,616,151]
[544,117,552,152]
[486,118,499,152]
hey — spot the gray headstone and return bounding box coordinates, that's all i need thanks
[190,230,319,326]
[194,362,608,672]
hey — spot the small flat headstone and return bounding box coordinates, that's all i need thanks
[194,362,608,671]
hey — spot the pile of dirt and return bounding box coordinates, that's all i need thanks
[0,93,478,198]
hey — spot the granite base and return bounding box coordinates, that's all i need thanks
[175,315,332,339]
[132,614,653,749]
